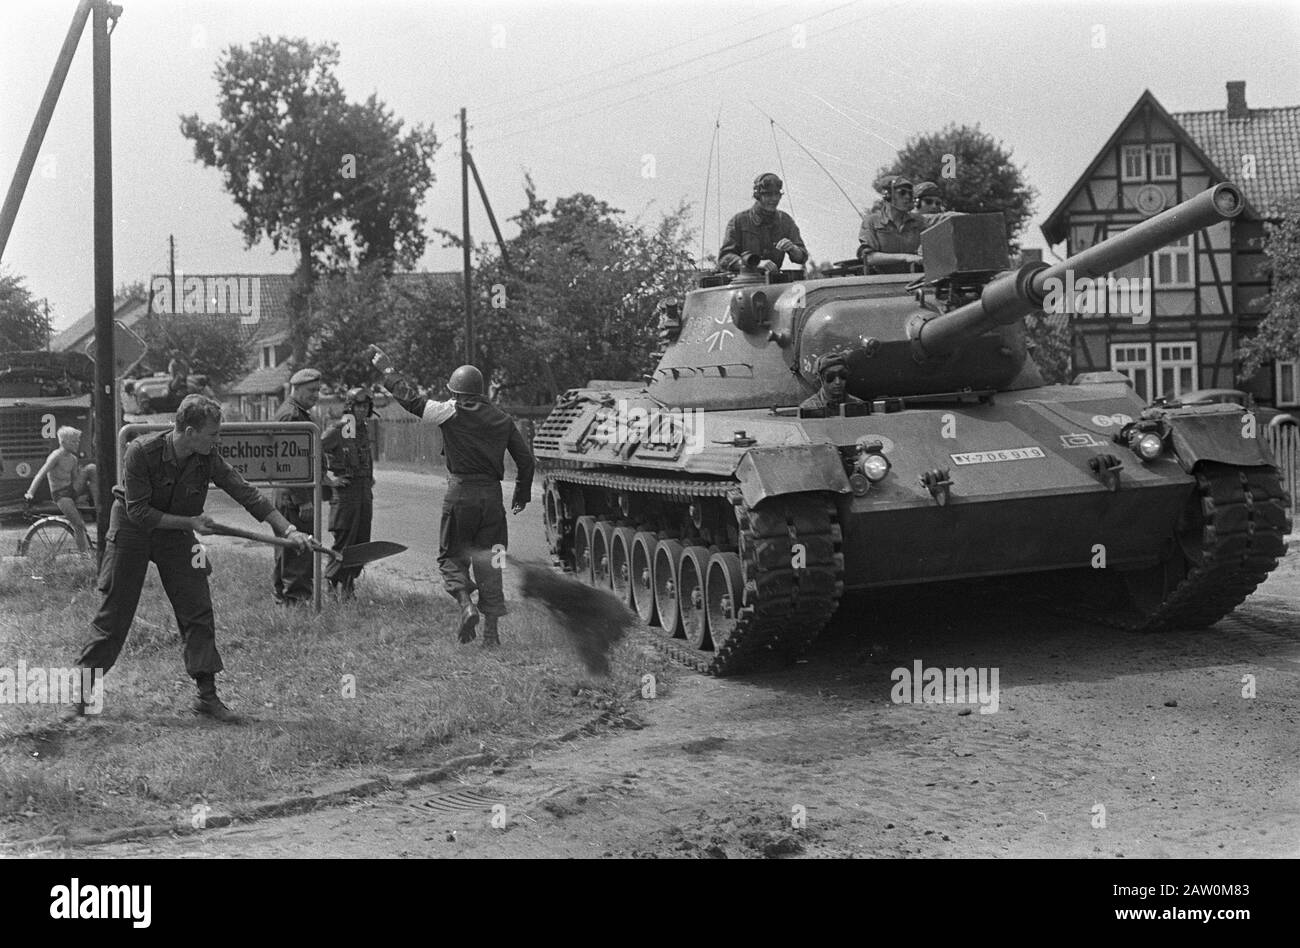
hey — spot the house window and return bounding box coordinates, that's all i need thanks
[1102,225,1148,316]
[1111,343,1152,402]
[261,345,275,369]
[1151,144,1175,180]
[1121,144,1146,181]
[1156,341,1198,399]
[1153,235,1194,287]
[1277,361,1299,407]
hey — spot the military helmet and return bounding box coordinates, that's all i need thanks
[879,174,914,195]
[344,386,373,414]
[447,365,485,396]
[752,172,783,198]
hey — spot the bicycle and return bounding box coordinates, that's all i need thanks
[15,498,96,560]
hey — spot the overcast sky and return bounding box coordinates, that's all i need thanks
[3,0,1298,333]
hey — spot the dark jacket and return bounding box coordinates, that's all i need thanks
[396,392,535,509]
[121,430,273,532]
[273,396,318,508]
[719,205,807,271]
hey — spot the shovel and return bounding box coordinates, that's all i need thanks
[207,522,407,568]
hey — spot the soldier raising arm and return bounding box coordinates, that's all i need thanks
[367,346,534,648]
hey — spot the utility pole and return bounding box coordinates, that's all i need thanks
[0,0,92,260]
[169,233,176,302]
[461,107,473,365]
[42,299,51,350]
[92,0,120,558]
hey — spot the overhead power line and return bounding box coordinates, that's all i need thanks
[474,0,864,134]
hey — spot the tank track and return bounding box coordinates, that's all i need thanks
[546,470,844,675]
[1036,463,1290,632]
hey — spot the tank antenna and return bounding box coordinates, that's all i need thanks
[699,108,721,267]
[750,101,860,218]
[769,119,793,218]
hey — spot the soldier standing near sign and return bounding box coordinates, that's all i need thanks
[321,387,376,600]
[272,368,323,605]
[366,345,534,647]
[67,395,311,723]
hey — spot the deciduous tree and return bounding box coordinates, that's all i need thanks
[180,36,438,363]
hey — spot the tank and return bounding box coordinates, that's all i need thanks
[534,183,1291,674]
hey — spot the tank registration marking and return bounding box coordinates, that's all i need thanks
[1060,432,1109,448]
[950,447,1046,465]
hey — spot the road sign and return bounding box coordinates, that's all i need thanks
[116,420,324,611]
[83,319,147,378]
[215,424,316,484]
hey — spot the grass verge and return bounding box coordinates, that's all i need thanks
[0,547,666,843]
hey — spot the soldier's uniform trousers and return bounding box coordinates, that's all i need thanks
[326,479,373,595]
[76,500,221,676]
[272,502,314,603]
[438,476,507,617]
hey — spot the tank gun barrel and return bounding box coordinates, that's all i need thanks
[913,183,1245,359]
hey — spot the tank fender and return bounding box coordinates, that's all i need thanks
[734,444,851,508]
[1163,408,1278,472]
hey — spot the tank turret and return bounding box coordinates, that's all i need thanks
[645,184,1245,409]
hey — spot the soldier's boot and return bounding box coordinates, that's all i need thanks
[455,592,479,643]
[59,668,99,723]
[192,673,245,724]
[481,615,500,648]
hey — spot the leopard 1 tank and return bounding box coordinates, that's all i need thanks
[533,183,1290,674]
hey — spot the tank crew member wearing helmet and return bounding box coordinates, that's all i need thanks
[857,175,927,274]
[69,395,311,723]
[321,387,377,600]
[272,367,325,605]
[799,352,867,413]
[718,173,809,275]
[366,346,535,648]
[913,181,945,223]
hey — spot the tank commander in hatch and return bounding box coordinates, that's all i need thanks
[857,175,927,274]
[800,352,867,412]
[718,172,808,275]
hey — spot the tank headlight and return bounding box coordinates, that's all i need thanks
[1133,431,1164,461]
[858,452,891,482]
[849,473,871,496]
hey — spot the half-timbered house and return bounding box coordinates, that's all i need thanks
[1041,82,1300,411]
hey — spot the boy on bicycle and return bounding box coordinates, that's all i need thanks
[24,425,98,553]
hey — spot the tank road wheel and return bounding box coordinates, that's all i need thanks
[678,546,712,649]
[653,539,684,637]
[592,521,616,590]
[1120,463,1290,629]
[630,531,659,625]
[573,516,597,584]
[609,526,637,607]
[705,552,745,653]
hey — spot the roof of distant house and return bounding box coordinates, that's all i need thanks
[52,270,462,353]
[1042,85,1300,245]
[1172,104,1300,219]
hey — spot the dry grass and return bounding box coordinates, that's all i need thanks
[0,548,666,842]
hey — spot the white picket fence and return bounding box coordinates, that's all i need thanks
[1264,425,1298,514]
